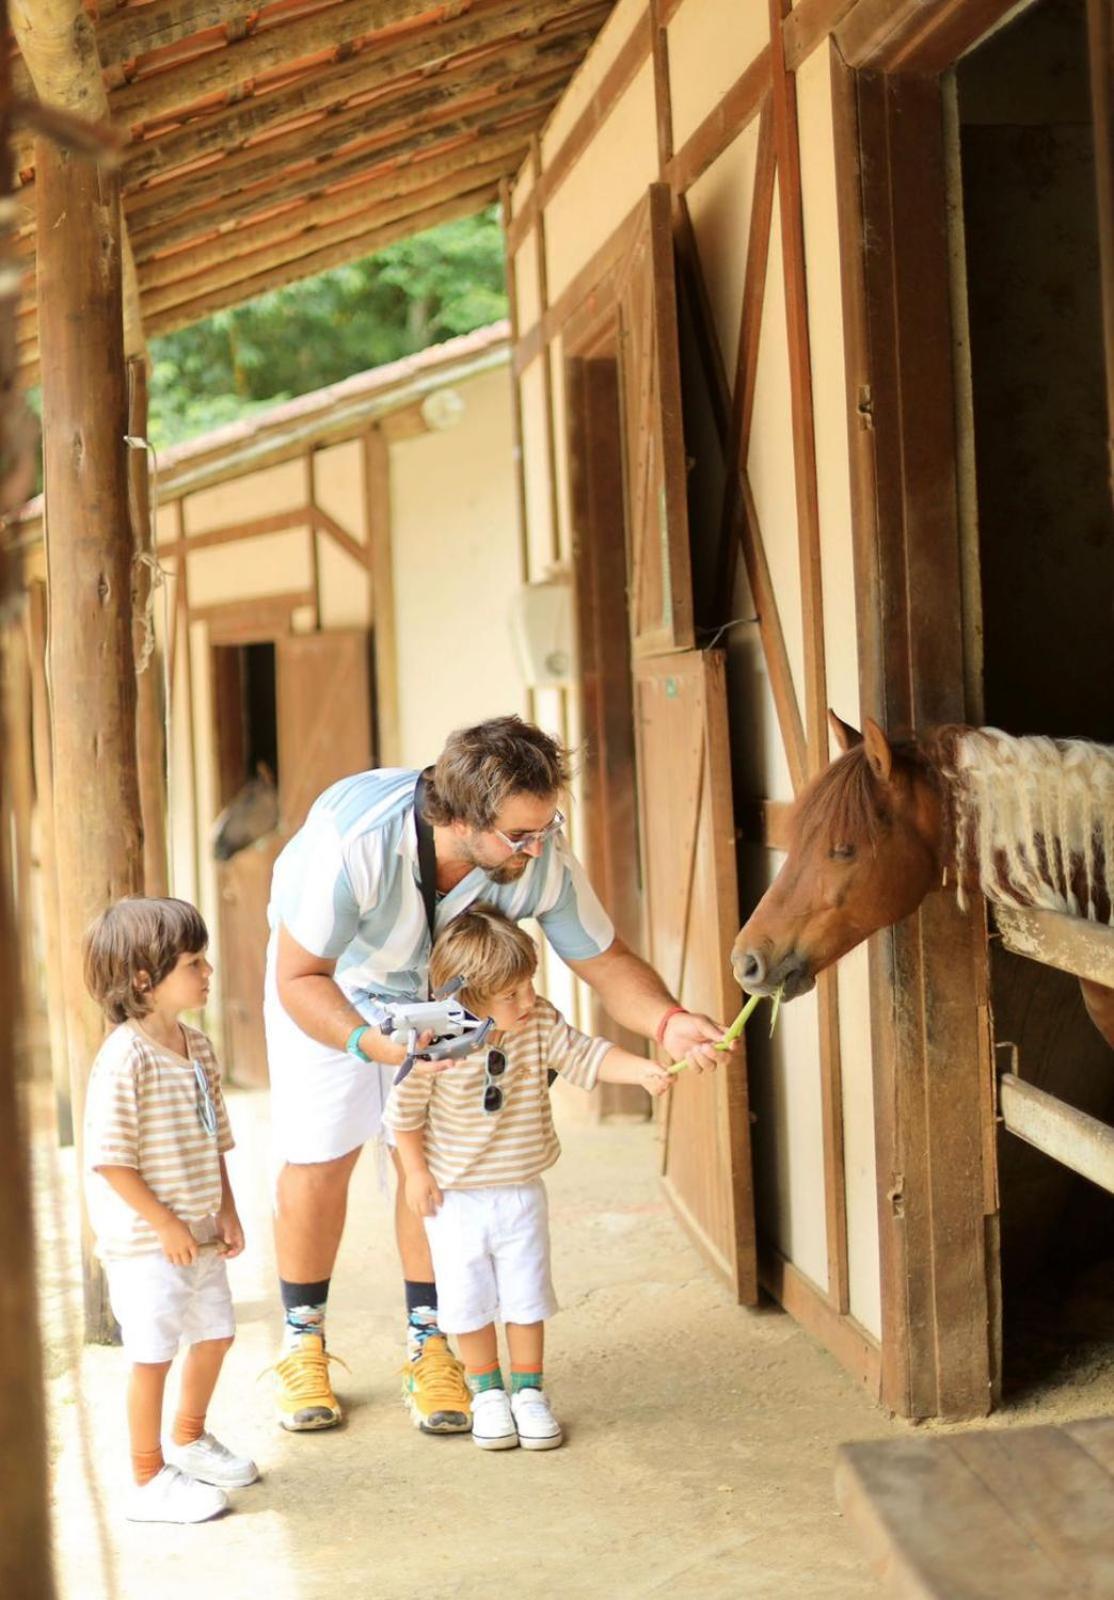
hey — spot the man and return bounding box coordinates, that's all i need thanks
[263,716,730,1435]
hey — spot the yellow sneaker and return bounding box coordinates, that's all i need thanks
[402,1335,472,1435]
[269,1332,347,1431]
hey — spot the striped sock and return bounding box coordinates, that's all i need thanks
[132,1446,164,1486]
[466,1361,504,1394]
[510,1367,543,1394]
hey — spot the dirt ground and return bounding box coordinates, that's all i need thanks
[31,1086,1114,1600]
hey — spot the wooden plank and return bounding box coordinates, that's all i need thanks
[174,505,315,554]
[110,0,491,126]
[121,0,608,189]
[500,176,531,585]
[738,473,808,792]
[364,427,398,767]
[783,0,860,70]
[514,196,644,374]
[192,589,312,640]
[838,0,1023,75]
[999,1072,1114,1197]
[759,1246,881,1395]
[140,152,515,314]
[838,1425,1114,1598]
[996,906,1114,988]
[127,355,170,898]
[1088,0,1114,475]
[531,135,561,566]
[649,0,673,174]
[311,504,370,572]
[276,629,374,833]
[664,46,770,196]
[146,184,503,337]
[126,86,546,245]
[506,10,653,252]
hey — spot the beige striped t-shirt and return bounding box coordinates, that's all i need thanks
[84,1022,234,1261]
[382,996,611,1188]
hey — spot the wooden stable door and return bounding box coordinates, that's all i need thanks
[633,652,756,1303]
[217,628,374,1085]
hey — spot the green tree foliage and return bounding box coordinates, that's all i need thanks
[148,206,507,448]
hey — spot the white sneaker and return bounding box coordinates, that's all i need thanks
[164,1431,260,1488]
[510,1387,563,1451]
[470,1387,518,1451]
[125,1465,229,1523]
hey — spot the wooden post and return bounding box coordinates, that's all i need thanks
[364,426,399,767]
[0,2,57,1587]
[128,356,169,896]
[36,132,144,1343]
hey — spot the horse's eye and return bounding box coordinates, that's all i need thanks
[829,844,856,862]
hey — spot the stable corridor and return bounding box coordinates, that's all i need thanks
[35,1089,889,1600]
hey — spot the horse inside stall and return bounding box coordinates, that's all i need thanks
[731,712,1114,1049]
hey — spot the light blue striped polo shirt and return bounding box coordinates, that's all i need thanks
[267,768,615,1004]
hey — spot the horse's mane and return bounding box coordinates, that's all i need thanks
[792,725,1114,926]
[940,727,1114,924]
[790,737,930,855]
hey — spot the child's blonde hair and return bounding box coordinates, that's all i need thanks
[83,897,208,1023]
[429,904,537,1013]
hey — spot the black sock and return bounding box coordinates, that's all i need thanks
[280,1277,331,1339]
[405,1280,440,1352]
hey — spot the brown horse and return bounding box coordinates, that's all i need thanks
[731,712,1114,1048]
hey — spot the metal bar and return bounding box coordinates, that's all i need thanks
[1000,1072,1114,1197]
[995,906,1114,988]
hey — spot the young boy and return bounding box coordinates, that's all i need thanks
[383,904,673,1452]
[83,897,258,1523]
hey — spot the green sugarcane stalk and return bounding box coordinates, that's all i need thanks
[667,985,784,1074]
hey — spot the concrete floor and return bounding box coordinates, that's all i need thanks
[34,1088,904,1600]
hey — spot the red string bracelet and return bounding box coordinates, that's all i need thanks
[655,1004,686,1045]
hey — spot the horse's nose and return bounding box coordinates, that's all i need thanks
[733,948,767,990]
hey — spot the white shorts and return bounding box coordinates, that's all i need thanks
[423,1180,558,1335]
[264,931,394,1165]
[105,1235,235,1364]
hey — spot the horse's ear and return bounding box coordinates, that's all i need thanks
[827,710,863,754]
[863,718,894,784]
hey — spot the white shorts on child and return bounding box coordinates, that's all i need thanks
[105,1236,235,1364]
[422,1179,558,1334]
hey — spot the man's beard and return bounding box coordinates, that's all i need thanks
[462,837,530,885]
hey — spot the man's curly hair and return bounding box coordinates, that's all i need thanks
[422,715,571,832]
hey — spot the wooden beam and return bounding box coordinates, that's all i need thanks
[1088,0,1114,485]
[506,9,653,252]
[663,45,770,195]
[1000,1073,1114,1198]
[127,93,545,255]
[835,0,1020,74]
[36,123,145,1343]
[364,426,398,767]
[111,0,530,129]
[127,356,169,897]
[141,152,513,312]
[145,181,503,336]
[120,0,608,189]
[783,0,860,70]
[138,139,520,286]
[759,1246,881,1398]
[995,906,1114,989]
[12,0,144,355]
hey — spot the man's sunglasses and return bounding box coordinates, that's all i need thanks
[483,1047,506,1114]
[492,809,565,855]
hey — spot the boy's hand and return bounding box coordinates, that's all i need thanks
[640,1062,674,1098]
[216,1207,245,1259]
[405,1169,443,1218]
[156,1214,199,1266]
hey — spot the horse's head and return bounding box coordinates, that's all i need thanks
[731,713,945,1000]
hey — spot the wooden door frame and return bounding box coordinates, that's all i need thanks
[830,35,1017,1419]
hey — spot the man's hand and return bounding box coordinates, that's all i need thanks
[216,1207,245,1259]
[661,1010,734,1073]
[156,1214,199,1266]
[405,1169,443,1218]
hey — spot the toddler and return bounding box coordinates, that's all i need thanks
[383,904,672,1450]
[83,897,258,1522]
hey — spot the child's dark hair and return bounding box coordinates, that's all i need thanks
[83,897,209,1023]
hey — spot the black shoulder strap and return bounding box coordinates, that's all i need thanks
[413,772,438,972]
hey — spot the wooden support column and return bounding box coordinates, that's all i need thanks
[128,356,169,896]
[0,2,57,1585]
[37,131,144,1343]
[364,426,399,767]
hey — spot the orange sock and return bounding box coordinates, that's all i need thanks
[172,1411,206,1447]
[132,1446,164,1486]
